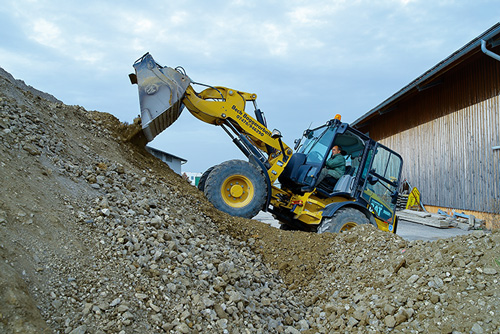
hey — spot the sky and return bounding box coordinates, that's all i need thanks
[1,0,499,173]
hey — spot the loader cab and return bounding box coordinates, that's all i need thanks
[279,119,369,197]
[278,119,403,230]
[278,119,343,193]
[279,119,365,194]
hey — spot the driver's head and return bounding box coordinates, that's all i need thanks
[331,145,342,155]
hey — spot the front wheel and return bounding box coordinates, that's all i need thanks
[204,160,267,219]
[317,207,370,233]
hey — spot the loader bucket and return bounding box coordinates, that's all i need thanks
[131,53,192,142]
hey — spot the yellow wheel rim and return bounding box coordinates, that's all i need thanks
[339,222,357,232]
[221,174,254,208]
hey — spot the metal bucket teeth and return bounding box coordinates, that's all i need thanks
[132,53,191,141]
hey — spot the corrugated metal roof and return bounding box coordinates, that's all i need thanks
[352,22,500,128]
[146,145,187,163]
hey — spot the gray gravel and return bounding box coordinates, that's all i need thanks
[0,67,499,334]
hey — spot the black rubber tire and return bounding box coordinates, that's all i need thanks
[279,223,294,231]
[197,165,216,192]
[317,207,370,233]
[204,160,267,219]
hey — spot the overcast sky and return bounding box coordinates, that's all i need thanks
[1,1,499,173]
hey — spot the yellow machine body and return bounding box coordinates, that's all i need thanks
[131,53,403,233]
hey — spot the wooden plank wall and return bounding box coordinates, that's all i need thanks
[359,53,500,215]
[380,94,500,214]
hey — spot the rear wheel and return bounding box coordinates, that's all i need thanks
[317,207,370,233]
[204,160,267,218]
[198,165,216,192]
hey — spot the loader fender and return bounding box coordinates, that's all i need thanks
[322,202,376,226]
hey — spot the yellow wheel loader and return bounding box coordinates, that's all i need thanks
[130,53,403,234]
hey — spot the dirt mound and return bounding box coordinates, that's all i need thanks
[0,68,499,333]
[119,118,148,148]
[0,66,60,104]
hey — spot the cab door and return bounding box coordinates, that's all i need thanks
[358,143,403,232]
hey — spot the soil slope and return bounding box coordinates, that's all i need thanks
[0,67,499,333]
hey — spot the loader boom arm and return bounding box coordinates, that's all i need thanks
[182,85,292,183]
[130,52,292,183]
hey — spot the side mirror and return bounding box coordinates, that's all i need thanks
[303,129,313,139]
[391,190,399,204]
[294,138,301,150]
[367,174,379,185]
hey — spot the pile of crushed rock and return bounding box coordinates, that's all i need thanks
[0,67,499,333]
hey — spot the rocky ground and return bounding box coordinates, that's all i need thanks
[0,67,499,334]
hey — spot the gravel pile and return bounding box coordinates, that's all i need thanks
[0,67,499,333]
[0,89,307,333]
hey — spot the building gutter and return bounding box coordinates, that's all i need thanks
[481,39,500,62]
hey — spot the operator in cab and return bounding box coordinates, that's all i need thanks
[317,145,345,187]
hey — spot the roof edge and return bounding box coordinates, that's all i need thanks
[352,22,500,128]
[146,145,188,163]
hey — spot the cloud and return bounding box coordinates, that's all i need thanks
[287,6,327,26]
[1,0,499,172]
[170,10,189,26]
[259,23,290,56]
[30,19,61,47]
[9,5,107,66]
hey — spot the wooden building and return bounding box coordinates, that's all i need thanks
[352,23,500,230]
